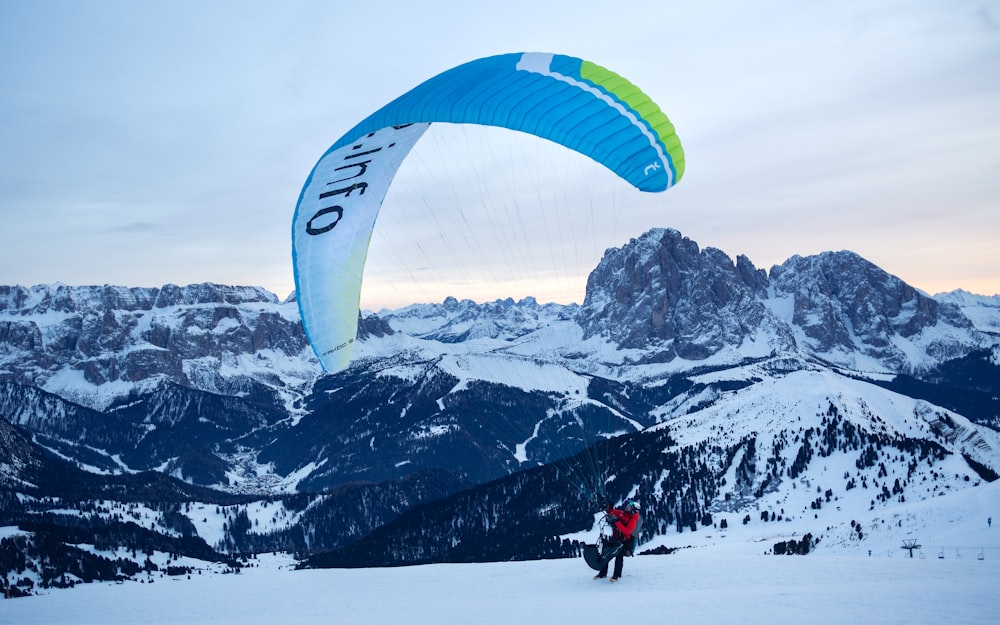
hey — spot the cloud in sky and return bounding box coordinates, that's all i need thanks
[1,0,998,308]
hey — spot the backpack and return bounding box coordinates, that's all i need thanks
[624,512,642,556]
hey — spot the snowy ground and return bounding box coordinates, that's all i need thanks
[3,547,996,625]
[5,479,997,624]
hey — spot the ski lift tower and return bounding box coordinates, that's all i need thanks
[901,538,921,558]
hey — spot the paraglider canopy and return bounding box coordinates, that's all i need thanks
[292,52,685,372]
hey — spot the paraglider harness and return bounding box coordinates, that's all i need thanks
[583,504,641,571]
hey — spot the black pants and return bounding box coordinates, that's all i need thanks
[598,537,626,579]
[599,551,624,578]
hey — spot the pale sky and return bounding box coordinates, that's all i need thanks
[1,0,998,309]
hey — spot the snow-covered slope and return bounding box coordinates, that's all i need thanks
[935,289,1000,335]
[4,527,998,625]
[643,364,1000,543]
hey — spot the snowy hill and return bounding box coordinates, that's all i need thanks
[293,358,998,568]
[4,521,998,625]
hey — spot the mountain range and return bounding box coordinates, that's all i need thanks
[1,227,998,593]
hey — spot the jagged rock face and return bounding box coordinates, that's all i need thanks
[357,312,395,339]
[575,230,982,371]
[0,283,276,315]
[0,283,316,406]
[384,295,577,343]
[577,229,785,360]
[770,252,976,368]
[0,320,48,380]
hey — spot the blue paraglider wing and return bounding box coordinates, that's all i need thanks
[293,52,685,372]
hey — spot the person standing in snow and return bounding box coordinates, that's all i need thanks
[594,500,640,582]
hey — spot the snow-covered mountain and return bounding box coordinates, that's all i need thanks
[0,282,316,411]
[1,228,998,595]
[934,288,1000,335]
[1,230,993,413]
[577,228,985,371]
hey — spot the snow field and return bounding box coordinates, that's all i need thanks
[3,546,996,625]
[5,461,997,624]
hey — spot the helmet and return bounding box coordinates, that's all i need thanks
[624,500,640,512]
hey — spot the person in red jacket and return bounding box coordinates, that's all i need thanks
[594,499,640,582]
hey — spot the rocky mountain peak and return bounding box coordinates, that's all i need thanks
[0,283,278,316]
[577,228,784,361]
[151,283,278,307]
[769,250,976,369]
[571,230,985,372]
[0,282,313,409]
